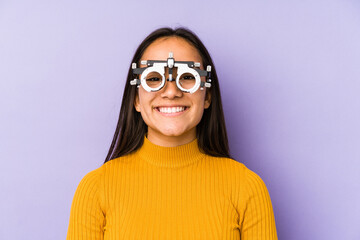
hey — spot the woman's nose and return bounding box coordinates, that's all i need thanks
[160,78,183,99]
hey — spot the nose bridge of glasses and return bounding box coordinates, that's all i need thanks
[164,67,180,91]
[165,67,178,81]
[161,68,183,95]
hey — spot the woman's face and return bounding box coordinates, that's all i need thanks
[134,37,211,146]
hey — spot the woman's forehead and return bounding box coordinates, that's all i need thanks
[141,37,202,62]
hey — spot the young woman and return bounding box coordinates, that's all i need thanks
[67,27,278,239]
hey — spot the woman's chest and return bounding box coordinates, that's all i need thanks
[102,168,241,239]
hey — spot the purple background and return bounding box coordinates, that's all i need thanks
[1,0,359,239]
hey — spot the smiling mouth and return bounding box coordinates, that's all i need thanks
[155,106,189,113]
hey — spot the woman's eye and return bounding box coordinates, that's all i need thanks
[181,75,195,80]
[147,77,160,82]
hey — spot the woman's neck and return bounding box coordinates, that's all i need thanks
[146,128,196,147]
[137,135,203,168]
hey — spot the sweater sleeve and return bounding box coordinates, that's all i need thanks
[66,168,105,240]
[240,168,278,240]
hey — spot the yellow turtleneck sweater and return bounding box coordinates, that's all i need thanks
[66,137,277,239]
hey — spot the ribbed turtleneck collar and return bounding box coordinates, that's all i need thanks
[137,136,204,168]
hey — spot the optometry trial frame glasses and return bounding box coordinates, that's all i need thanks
[130,52,212,94]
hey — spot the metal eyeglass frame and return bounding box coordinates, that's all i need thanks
[130,52,212,94]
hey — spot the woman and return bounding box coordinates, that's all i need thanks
[67,27,278,239]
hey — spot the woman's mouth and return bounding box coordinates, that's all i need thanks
[155,106,189,116]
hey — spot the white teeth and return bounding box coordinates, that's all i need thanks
[158,107,186,113]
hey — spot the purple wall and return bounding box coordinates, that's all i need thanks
[1,0,359,239]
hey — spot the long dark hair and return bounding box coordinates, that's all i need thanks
[104,27,230,163]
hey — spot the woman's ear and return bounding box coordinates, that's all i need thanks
[204,90,211,109]
[134,92,141,112]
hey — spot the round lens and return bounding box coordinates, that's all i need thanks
[145,71,163,89]
[178,73,196,90]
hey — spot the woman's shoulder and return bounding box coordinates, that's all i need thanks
[76,154,135,185]
[204,155,268,189]
[203,155,248,173]
[207,156,273,214]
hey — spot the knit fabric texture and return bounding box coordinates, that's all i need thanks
[67,137,278,239]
